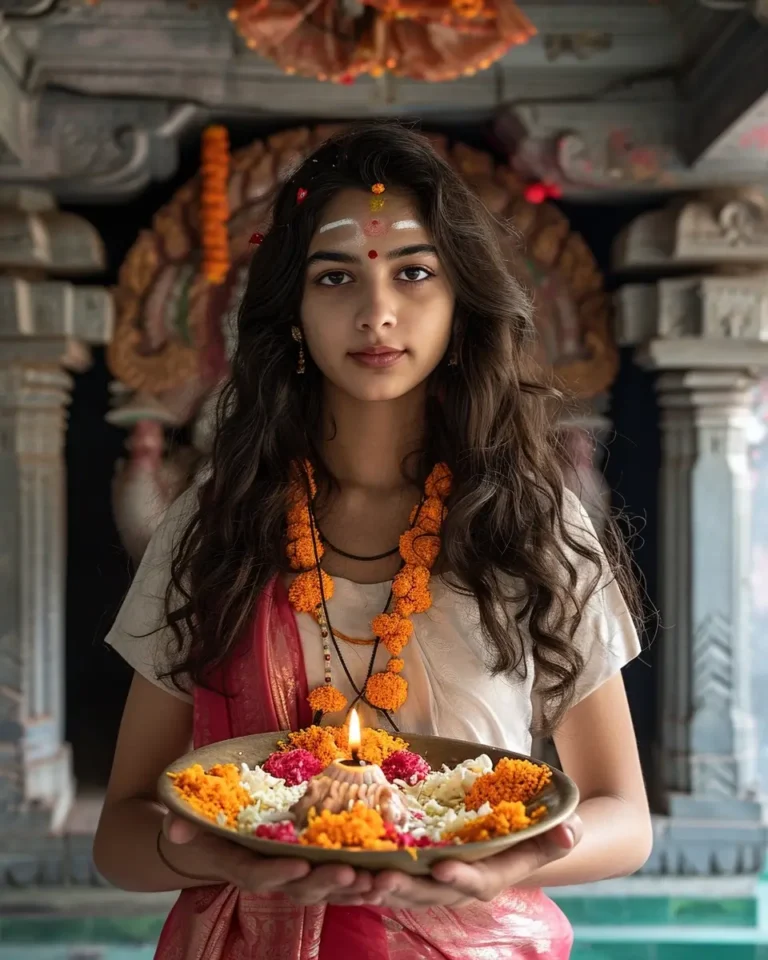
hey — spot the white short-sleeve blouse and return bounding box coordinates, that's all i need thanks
[106,486,640,754]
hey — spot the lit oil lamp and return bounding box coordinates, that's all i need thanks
[289,707,408,827]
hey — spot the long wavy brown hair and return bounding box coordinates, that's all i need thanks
[163,123,638,733]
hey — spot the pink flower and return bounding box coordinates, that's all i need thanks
[254,821,298,843]
[263,749,323,786]
[381,750,430,785]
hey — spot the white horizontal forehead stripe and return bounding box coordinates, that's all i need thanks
[392,220,421,230]
[318,218,357,234]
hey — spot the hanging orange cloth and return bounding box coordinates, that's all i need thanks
[229,0,535,83]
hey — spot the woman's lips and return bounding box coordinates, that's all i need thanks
[349,348,406,368]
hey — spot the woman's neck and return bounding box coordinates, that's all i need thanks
[320,383,425,492]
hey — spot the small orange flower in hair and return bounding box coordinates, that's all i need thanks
[370,182,386,212]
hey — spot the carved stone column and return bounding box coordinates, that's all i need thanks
[654,368,758,806]
[0,189,111,844]
[615,196,768,872]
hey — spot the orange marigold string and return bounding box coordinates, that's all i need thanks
[200,125,230,285]
[286,462,451,716]
[464,757,553,811]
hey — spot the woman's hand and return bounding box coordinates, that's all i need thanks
[362,815,583,910]
[163,814,375,904]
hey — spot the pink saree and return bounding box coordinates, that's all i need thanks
[155,576,574,960]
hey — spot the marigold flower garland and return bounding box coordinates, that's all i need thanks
[286,462,452,717]
[200,125,230,285]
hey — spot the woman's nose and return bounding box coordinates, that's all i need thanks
[355,287,397,334]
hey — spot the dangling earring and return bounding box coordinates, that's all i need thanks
[291,326,306,375]
[448,350,458,368]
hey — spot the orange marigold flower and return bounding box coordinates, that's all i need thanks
[288,569,334,613]
[371,183,386,196]
[300,802,397,850]
[425,463,452,500]
[372,613,412,640]
[395,585,430,618]
[366,671,408,711]
[393,564,430,599]
[280,725,342,767]
[464,757,552,812]
[400,529,440,568]
[169,762,251,828]
[286,538,320,571]
[288,461,317,500]
[287,503,311,527]
[395,598,415,617]
[386,658,405,673]
[330,725,408,765]
[287,521,313,542]
[307,685,347,716]
[372,614,413,656]
[446,800,541,843]
[414,497,446,534]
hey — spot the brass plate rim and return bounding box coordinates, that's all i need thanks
[158,731,580,876]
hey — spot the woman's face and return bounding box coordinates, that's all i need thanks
[301,188,455,403]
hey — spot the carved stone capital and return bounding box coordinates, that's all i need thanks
[614,191,768,270]
[616,274,768,372]
[0,278,114,344]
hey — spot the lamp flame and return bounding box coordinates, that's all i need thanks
[348,707,361,759]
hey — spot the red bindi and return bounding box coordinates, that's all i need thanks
[368,249,378,259]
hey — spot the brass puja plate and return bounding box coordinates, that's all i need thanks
[158,732,580,876]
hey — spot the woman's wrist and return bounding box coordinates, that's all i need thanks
[155,828,222,884]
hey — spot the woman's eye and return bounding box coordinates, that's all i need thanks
[318,271,352,286]
[397,266,432,283]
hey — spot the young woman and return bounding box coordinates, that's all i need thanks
[94,124,651,960]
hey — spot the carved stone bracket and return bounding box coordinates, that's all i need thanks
[495,98,768,198]
[0,86,201,202]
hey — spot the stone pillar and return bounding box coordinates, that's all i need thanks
[0,190,111,840]
[654,368,758,806]
[616,197,768,872]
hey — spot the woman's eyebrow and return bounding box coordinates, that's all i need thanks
[386,244,437,260]
[306,250,360,266]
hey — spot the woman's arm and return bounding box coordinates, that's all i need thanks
[94,673,375,902]
[93,673,230,891]
[516,671,652,887]
[366,673,651,908]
